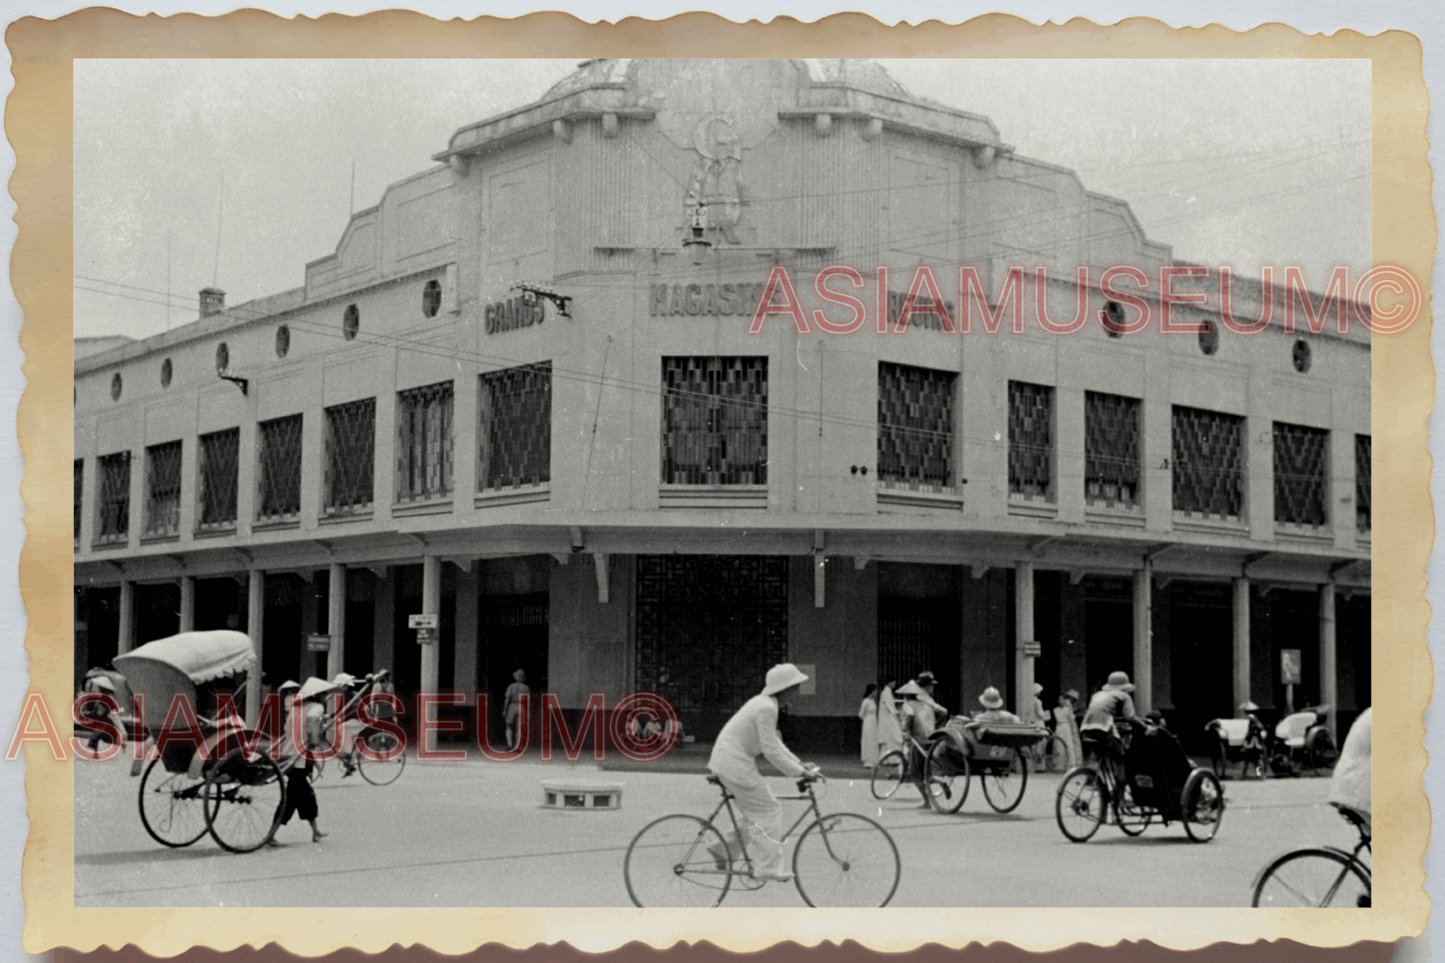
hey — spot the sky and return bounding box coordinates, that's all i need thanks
[73,58,1371,341]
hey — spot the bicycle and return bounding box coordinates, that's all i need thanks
[871,734,948,802]
[308,671,406,787]
[1252,805,1370,907]
[1040,731,1072,774]
[624,773,901,908]
[1055,723,1224,844]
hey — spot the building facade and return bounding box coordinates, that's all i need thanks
[73,59,1370,751]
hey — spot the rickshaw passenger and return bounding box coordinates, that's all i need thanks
[973,686,1022,724]
[271,679,329,844]
[1079,671,1139,766]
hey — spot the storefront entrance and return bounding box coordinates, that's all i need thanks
[635,555,789,741]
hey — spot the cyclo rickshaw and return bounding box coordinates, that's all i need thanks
[923,719,1050,814]
[114,630,288,854]
[1054,718,1225,843]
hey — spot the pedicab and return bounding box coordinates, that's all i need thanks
[923,719,1050,814]
[114,630,287,853]
[1054,718,1225,843]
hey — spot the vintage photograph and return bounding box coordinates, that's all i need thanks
[69,56,1377,911]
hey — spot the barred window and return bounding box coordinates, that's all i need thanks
[878,362,955,492]
[397,382,454,502]
[1008,381,1054,501]
[1085,391,1141,509]
[96,451,131,545]
[73,460,83,543]
[661,357,768,486]
[1355,434,1371,534]
[479,363,551,491]
[1274,422,1329,528]
[144,440,183,538]
[1172,406,1245,520]
[197,428,240,532]
[257,414,303,524]
[324,398,376,515]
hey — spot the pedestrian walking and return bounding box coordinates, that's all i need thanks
[270,678,329,845]
[858,683,880,768]
[877,677,904,756]
[705,664,821,882]
[503,668,530,749]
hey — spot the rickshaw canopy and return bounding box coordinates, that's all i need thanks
[113,631,256,730]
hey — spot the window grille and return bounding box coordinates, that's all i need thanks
[73,460,83,543]
[877,362,955,492]
[1008,381,1054,501]
[1355,435,1371,534]
[96,451,130,545]
[479,363,551,491]
[197,428,239,532]
[396,382,454,503]
[257,414,303,524]
[1171,406,1245,520]
[324,398,376,515]
[1274,422,1329,528]
[661,357,768,486]
[144,440,183,538]
[1085,391,1141,509]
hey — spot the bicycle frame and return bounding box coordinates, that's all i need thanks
[702,778,825,876]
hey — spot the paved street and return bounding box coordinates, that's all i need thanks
[74,751,1355,908]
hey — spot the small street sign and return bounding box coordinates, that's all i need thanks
[306,634,332,653]
[1022,641,1042,658]
[416,627,438,646]
[408,614,439,630]
[1280,648,1302,685]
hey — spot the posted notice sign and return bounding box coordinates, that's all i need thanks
[306,634,331,653]
[408,614,439,630]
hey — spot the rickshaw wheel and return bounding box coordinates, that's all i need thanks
[138,757,210,848]
[924,739,970,815]
[358,730,407,786]
[1306,729,1338,774]
[870,751,907,801]
[1182,769,1225,843]
[204,749,287,853]
[981,748,1028,814]
[1042,734,1071,773]
[1208,739,1227,779]
[1115,796,1153,836]
[1055,768,1104,842]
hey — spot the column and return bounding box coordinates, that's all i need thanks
[1320,582,1338,743]
[1232,577,1251,712]
[246,571,265,726]
[454,564,479,704]
[373,567,395,673]
[421,555,441,694]
[118,580,136,654]
[328,562,347,679]
[1132,563,1152,715]
[178,576,195,633]
[1014,561,1034,714]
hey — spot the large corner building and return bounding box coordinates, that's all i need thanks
[73,59,1371,750]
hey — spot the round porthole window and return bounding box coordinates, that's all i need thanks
[110,372,123,401]
[1198,320,1219,356]
[1101,300,1126,338]
[160,358,173,387]
[343,304,359,341]
[215,342,230,374]
[276,324,291,358]
[1292,338,1312,373]
[423,280,441,319]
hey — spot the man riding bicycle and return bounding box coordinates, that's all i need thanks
[706,663,822,882]
[1079,671,1140,767]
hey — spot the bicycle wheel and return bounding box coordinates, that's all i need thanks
[1253,848,1370,907]
[1114,796,1153,836]
[204,750,286,853]
[138,758,210,848]
[624,814,732,908]
[981,748,1028,814]
[1055,767,1104,842]
[358,731,406,786]
[925,739,970,815]
[793,813,901,908]
[870,750,907,800]
[1182,769,1225,842]
[1043,734,1071,773]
